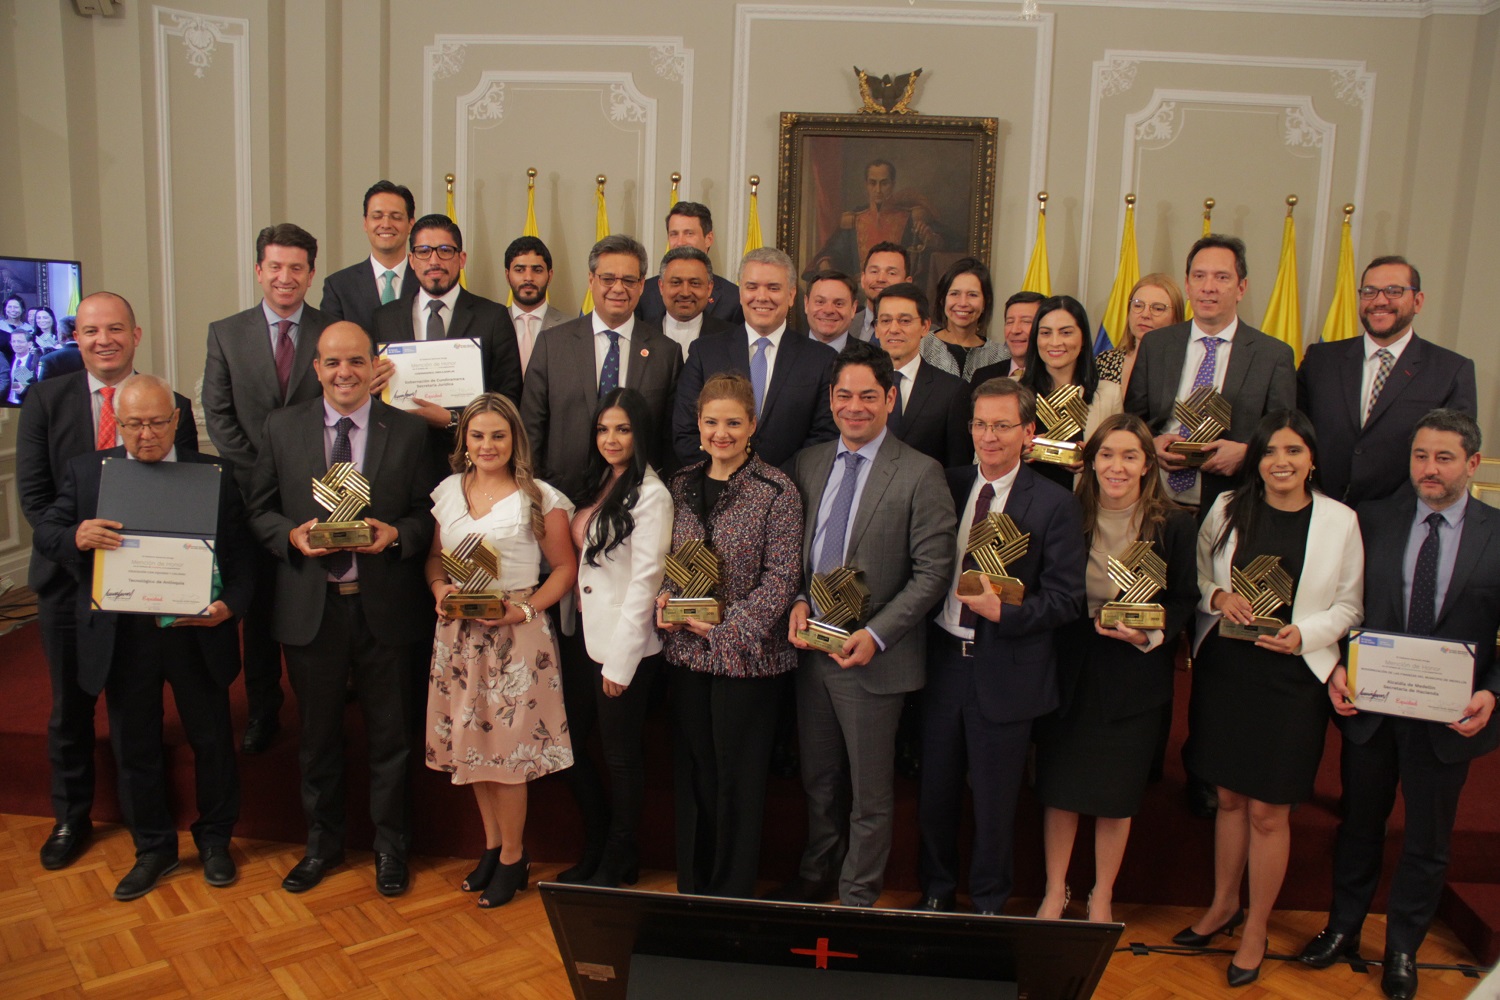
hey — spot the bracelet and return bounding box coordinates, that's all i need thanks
[517,600,536,624]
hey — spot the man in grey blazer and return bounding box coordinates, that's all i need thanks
[504,235,566,375]
[521,234,682,500]
[203,222,331,752]
[318,181,418,333]
[776,339,956,907]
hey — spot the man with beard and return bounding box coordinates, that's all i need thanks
[655,246,735,360]
[504,236,564,375]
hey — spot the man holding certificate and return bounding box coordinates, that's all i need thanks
[33,375,254,901]
[1302,409,1500,1000]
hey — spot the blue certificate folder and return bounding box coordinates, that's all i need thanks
[91,458,221,616]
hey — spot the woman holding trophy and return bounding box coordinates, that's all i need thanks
[424,393,578,909]
[1018,295,1123,489]
[1176,409,1363,985]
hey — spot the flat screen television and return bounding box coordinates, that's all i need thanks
[0,254,84,407]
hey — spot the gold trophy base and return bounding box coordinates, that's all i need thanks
[1099,602,1166,629]
[798,620,854,654]
[957,569,1025,606]
[1167,441,1213,468]
[663,597,724,624]
[442,593,508,619]
[309,521,374,548]
[1220,616,1286,641]
[1027,437,1083,467]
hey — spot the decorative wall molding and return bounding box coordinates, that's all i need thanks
[939,0,1495,16]
[169,11,233,77]
[469,81,506,122]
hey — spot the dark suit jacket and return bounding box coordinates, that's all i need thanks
[637,273,744,326]
[203,303,329,496]
[673,327,838,470]
[1298,334,1477,505]
[319,259,419,334]
[245,396,436,648]
[5,351,41,404]
[32,449,255,696]
[1346,493,1500,763]
[1123,319,1296,512]
[19,372,199,599]
[891,361,973,468]
[521,314,683,499]
[951,463,1087,723]
[37,343,84,380]
[370,288,523,407]
[970,358,1024,385]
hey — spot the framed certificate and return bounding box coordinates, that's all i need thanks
[1346,629,1476,723]
[92,534,216,615]
[379,338,485,410]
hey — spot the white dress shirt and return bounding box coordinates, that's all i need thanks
[368,256,409,296]
[412,285,462,340]
[1167,317,1240,506]
[893,355,921,412]
[744,321,788,398]
[1360,328,1414,418]
[662,312,705,360]
[591,311,637,388]
[938,461,1022,639]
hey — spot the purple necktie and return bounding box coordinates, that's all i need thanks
[274,320,295,399]
[1168,336,1223,494]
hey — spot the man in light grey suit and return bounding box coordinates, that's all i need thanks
[203,222,331,753]
[520,234,682,500]
[775,338,956,907]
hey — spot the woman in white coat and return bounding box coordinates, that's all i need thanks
[566,387,674,888]
[1174,409,1363,986]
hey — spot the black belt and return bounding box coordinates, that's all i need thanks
[933,628,976,659]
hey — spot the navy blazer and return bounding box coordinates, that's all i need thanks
[319,259,419,334]
[891,361,973,468]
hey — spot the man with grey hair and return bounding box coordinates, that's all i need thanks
[672,247,838,468]
[656,246,737,360]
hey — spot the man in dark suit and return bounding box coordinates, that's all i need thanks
[635,201,743,326]
[504,235,566,376]
[33,375,252,900]
[1301,409,1500,1000]
[654,246,737,361]
[775,340,955,907]
[853,241,909,343]
[872,282,972,467]
[673,247,838,469]
[918,377,1086,914]
[318,180,418,333]
[246,321,435,897]
[18,291,199,870]
[522,234,682,499]
[1297,256,1476,506]
[805,270,860,354]
[37,325,83,380]
[203,222,331,753]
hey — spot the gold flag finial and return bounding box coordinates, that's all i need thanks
[1286,194,1299,214]
[1037,191,1049,212]
[445,173,454,193]
[749,175,760,194]
[527,167,537,183]
[1343,203,1355,221]
[596,174,607,188]
[1125,193,1136,207]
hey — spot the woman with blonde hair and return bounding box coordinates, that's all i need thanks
[1097,273,1184,389]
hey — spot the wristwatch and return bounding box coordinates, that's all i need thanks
[445,410,459,431]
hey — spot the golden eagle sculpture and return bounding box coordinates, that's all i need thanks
[854,66,923,115]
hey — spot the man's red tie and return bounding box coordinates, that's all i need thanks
[274,320,295,398]
[96,385,117,450]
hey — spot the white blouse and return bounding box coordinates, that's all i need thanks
[431,474,574,591]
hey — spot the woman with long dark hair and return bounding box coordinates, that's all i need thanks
[1175,409,1363,985]
[918,257,1008,379]
[1018,295,1122,488]
[31,306,61,351]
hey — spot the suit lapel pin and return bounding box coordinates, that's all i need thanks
[640,348,650,358]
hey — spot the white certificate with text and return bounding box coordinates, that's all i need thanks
[379,338,484,410]
[91,533,215,616]
[1346,629,1475,723]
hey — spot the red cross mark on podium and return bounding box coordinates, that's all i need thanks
[790,937,859,969]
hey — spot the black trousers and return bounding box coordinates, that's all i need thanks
[240,549,285,723]
[283,592,412,860]
[1329,718,1472,954]
[39,595,97,826]
[557,625,609,854]
[106,616,239,856]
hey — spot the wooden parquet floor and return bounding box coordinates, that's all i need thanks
[0,813,1487,999]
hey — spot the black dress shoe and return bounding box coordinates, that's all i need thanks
[556,843,604,884]
[282,853,344,893]
[375,853,409,897]
[1227,959,1262,988]
[241,715,280,754]
[39,821,92,870]
[113,852,180,901]
[763,876,840,903]
[1381,950,1418,1000]
[1172,908,1245,947]
[201,846,237,887]
[1299,927,1362,968]
[917,895,955,912]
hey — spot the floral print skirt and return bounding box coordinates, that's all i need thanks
[424,595,573,785]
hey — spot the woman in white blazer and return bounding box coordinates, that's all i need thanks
[1173,410,1363,986]
[562,387,673,888]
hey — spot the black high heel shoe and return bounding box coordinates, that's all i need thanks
[556,840,604,884]
[462,847,501,892]
[1227,938,1267,988]
[478,852,531,909]
[1171,908,1245,947]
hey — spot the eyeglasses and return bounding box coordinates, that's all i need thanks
[1357,284,1416,300]
[1129,299,1172,317]
[969,420,1023,435]
[593,274,642,289]
[412,244,460,260]
[119,417,174,432]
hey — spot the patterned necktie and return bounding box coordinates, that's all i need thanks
[96,385,117,450]
[380,270,398,304]
[1406,511,1444,635]
[1366,348,1394,425]
[599,331,621,397]
[891,370,906,429]
[327,417,355,578]
[959,482,996,628]
[815,452,865,578]
[274,320,295,399]
[426,300,445,342]
[1167,336,1224,494]
[750,337,772,416]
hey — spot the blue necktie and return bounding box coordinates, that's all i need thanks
[1168,336,1224,494]
[599,331,621,397]
[1407,512,1444,635]
[815,452,864,577]
[327,417,355,578]
[750,337,771,416]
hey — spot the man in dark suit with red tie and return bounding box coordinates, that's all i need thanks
[1300,409,1500,1000]
[319,181,419,333]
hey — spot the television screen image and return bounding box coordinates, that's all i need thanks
[0,254,84,408]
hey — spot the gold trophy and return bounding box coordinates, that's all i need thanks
[1167,386,1232,468]
[309,462,374,548]
[440,533,507,619]
[798,566,872,654]
[1099,540,1168,628]
[663,539,724,624]
[1027,384,1089,467]
[956,511,1029,606]
[1219,554,1294,641]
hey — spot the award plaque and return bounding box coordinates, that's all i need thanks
[1099,540,1168,628]
[797,566,872,654]
[309,462,374,548]
[1166,386,1232,468]
[1026,384,1088,467]
[440,533,507,619]
[663,539,724,624]
[1219,554,1294,641]
[956,512,1029,606]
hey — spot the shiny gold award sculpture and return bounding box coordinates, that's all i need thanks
[798,566,873,654]
[663,539,724,624]
[1027,383,1089,467]
[1099,540,1168,628]
[1219,554,1294,641]
[440,533,507,619]
[956,512,1029,606]
[1167,386,1232,467]
[309,462,374,548]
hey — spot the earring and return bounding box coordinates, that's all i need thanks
[464,453,474,470]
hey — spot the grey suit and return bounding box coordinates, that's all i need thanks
[790,431,956,905]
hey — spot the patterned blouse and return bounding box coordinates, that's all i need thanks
[1096,347,1127,384]
[660,455,803,678]
[918,332,1011,381]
